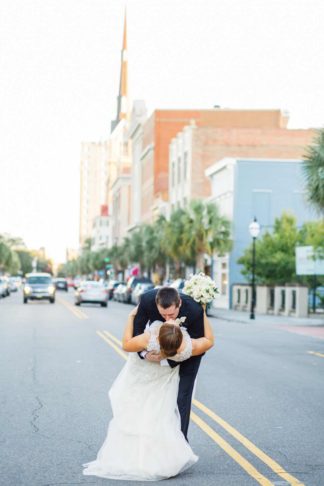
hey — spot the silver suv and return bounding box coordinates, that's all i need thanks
[23,273,56,304]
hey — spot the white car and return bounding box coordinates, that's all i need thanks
[75,281,109,307]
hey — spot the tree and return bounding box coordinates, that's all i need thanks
[163,208,189,276]
[127,227,146,273]
[238,213,306,285]
[0,234,22,274]
[13,250,32,275]
[146,216,168,281]
[299,220,324,258]
[303,129,324,215]
[181,200,232,272]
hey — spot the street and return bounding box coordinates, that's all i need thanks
[1,290,324,486]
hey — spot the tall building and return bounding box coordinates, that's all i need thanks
[91,204,111,251]
[79,141,109,248]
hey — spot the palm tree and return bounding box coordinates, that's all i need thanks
[182,200,232,273]
[0,239,20,273]
[163,208,189,277]
[303,129,324,216]
[128,227,145,273]
[149,215,169,281]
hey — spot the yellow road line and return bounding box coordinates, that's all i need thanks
[96,331,302,486]
[97,331,292,486]
[308,350,324,359]
[57,297,88,320]
[192,400,304,486]
[102,330,123,347]
[190,411,273,486]
[97,331,128,360]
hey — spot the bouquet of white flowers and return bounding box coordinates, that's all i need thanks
[183,273,218,305]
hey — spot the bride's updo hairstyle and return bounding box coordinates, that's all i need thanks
[158,323,183,358]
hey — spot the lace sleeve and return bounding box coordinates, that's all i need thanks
[169,328,192,362]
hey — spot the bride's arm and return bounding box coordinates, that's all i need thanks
[191,308,214,356]
[122,308,150,352]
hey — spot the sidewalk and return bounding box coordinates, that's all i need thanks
[209,307,324,327]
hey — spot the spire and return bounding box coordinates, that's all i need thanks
[111,9,129,132]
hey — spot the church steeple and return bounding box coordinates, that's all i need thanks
[111,10,129,132]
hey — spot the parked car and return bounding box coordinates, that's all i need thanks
[75,281,109,307]
[106,280,121,300]
[9,276,20,292]
[23,273,56,304]
[114,282,127,302]
[131,282,155,305]
[54,278,68,291]
[125,277,153,304]
[0,277,8,297]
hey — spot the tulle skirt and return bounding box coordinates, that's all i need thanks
[83,353,198,481]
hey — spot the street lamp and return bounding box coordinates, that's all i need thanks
[249,217,260,319]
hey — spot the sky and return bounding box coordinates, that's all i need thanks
[0,0,323,264]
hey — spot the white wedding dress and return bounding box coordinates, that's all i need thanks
[83,321,198,481]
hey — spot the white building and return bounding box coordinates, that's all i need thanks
[91,205,111,251]
[79,141,109,248]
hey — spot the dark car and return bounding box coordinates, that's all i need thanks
[23,273,56,304]
[125,276,153,304]
[54,278,68,291]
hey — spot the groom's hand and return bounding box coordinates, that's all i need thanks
[145,351,163,362]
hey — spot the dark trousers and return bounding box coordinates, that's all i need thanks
[177,356,202,440]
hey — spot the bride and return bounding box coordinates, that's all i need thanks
[83,305,214,481]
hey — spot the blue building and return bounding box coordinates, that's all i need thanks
[206,157,317,308]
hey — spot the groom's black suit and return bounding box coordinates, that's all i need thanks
[133,288,204,440]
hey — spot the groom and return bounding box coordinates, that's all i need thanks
[133,286,205,440]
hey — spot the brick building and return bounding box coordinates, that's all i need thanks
[168,110,315,211]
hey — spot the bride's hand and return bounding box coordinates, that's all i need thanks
[145,351,163,362]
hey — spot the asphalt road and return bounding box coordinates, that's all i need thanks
[1,290,323,486]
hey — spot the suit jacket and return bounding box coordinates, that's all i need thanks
[133,288,204,371]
